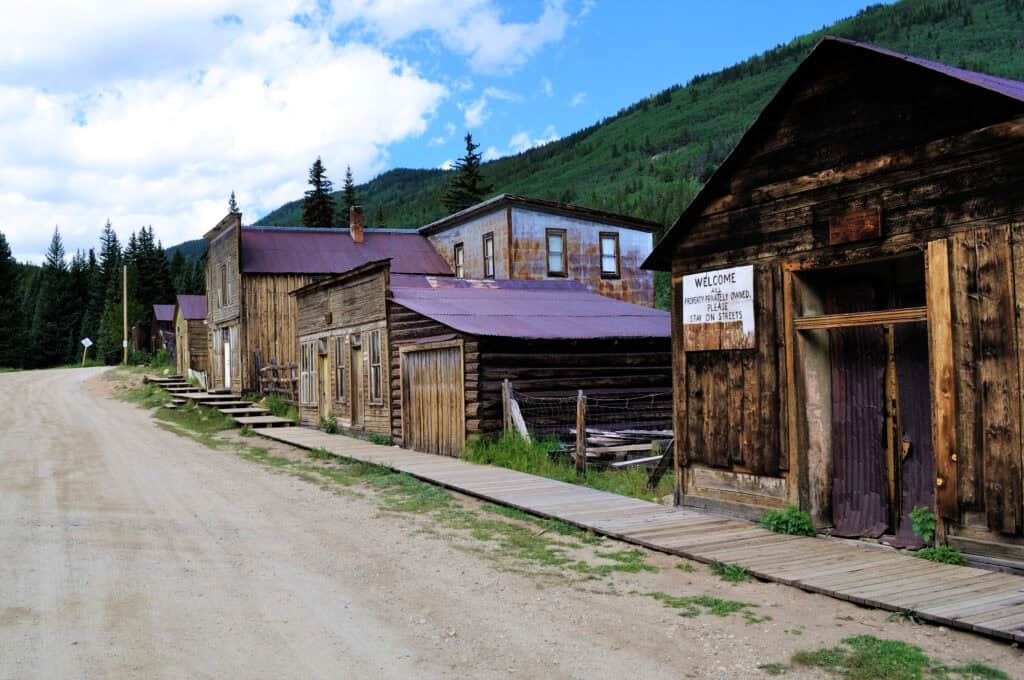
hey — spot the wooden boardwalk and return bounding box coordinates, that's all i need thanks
[257,427,1024,644]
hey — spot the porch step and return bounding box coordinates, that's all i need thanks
[210,400,258,408]
[219,407,269,417]
[207,388,234,395]
[235,416,295,428]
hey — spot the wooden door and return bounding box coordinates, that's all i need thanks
[223,331,231,389]
[351,345,364,428]
[402,346,464,456]
[319,351,331,421]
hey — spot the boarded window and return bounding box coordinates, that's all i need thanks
[600,232,620,277]
[483,233,495,278]
[547,229,566,276]
[369,330,383,402]
[335,337,345,401]
[454,243,465,278]
[219,263,227,307]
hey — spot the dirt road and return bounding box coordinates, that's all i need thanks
[1,367,1020,679]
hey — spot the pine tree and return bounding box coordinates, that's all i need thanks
[31,228,74,367]
[341,165,357,227]
[0,232,23,368]
[169,249,187,293]
[301,157,335,228]
[442,133,493,214]
[373,205,386,228]
[228,191,240,215]
[79,248,102,347]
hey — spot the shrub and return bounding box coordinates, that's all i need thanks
[368,432,393,446]
[711,561,750,582]
[915,545,967,566]
[760,504,816,536]
[320,413,339,434]
[909,505,936,544]
[149,349,172,369]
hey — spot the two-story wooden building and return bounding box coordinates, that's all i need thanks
[420,194,660,306]
[173,294,207,377]
[644,37,1024,560]
[293,260,672,455]
[204,209,452,393]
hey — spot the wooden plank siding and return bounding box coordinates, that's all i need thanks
[241,273,314,393]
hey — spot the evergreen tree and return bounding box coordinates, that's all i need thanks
[169,249,187,293]
[66,250,90,360]
[373,204,386,228]
[79,248,102,347]
[442,133,493,214]
[97,270,124,364]
[0,232,23,368]
[301,157,335,228]
[31,228,74,367]
[228,190,241,215]
[341,165,357,227]
[18,267,41,367]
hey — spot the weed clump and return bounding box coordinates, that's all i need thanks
[760,504,816,536]
[915,545,968,565]
[368,432,393,446]
[319,413,339,434]
[711,561,750,582]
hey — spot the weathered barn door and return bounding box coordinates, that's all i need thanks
[402,344,464,456]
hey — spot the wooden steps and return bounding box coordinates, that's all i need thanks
[235,415,295,428]
[218,407,269,417]
[211,400,260,409]
[253,426,1024,646]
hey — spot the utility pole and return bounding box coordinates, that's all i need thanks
[122,264,128,365]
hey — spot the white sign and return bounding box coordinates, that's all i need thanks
[80,338,93,348]
[122,340,129,348]
[682,265,755,351]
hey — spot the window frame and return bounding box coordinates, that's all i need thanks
[454,242,465,278]
[369,329,383,403]
[599,232,621,279]
[545,228,568,277]
[218,263,227,307]
[482,232,495,278]
[335,336,345,402]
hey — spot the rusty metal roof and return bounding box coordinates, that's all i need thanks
[175,294,207,320]
[388,276,670,340]
[240,226,452,275]
[153,304,175,322]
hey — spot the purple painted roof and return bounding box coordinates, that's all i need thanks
[153,304,175,322]
[176,294,207,320]
[240,227,451,275]
[388,277,670,340]
[827,36,1024,103]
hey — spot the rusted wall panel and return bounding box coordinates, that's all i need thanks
[426,210,510,279]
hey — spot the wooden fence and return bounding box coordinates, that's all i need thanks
[259,361,299,402]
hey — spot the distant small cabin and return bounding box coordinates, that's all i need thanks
[151,304,175,353]
[644,37,1024,561]
[174,294,207,376]
[419,194,661,306]
[293,260,672,455]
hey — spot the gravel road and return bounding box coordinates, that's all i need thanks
[1,367,1020,680]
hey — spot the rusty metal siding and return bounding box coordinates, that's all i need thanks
[424,211,510,279]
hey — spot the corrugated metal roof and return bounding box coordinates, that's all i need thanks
[240,226,452,275]
[643,36,1024,271]
[153,304,175,322]
[176,294,207,320]
[388,276,670,340]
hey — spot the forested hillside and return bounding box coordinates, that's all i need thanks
[256,0,1024,235]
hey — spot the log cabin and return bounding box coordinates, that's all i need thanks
[174,294,208,376]
[643,37,1024,562]
[420,194,660,306]
[203,208,452,393]
[293,260,672,455]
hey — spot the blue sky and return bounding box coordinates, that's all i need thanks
[0,1,884,262]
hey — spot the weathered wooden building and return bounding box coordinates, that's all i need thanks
[203,209,451,393]
[151,304,175,353]
[420,194,660,306]
[174,294,208,376]
[643,37,1024,560]
[293,263,672,455]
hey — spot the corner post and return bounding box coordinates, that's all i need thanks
[575,390,586,475]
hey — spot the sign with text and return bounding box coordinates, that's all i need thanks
[682,265,755,351]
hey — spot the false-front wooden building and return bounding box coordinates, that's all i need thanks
[420,194,660,306]
[174,294,208,376]
[643,37,1024,559]
[293,262,672,455]
[203,209,452,393]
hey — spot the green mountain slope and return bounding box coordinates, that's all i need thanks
[255,0,1024,237]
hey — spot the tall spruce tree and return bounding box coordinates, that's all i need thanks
[228,190,241,215]
[31,228,74,367]
[442,133,493,214]
[301,157,335,228]
[0,232,23,368]
[341,165,357,227]
[79,248,102,348]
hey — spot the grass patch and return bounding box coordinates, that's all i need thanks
[711,561,750,583]
[368,432,393,446]
[573,549,658,576]
[758,662,787,676]
[239,426,256,437]
[319,413,339,434]
[915,545,968,566]
[676,562,697,573]
[260,394,300,423]
[647,591,768,624]
[480,504,604,544]
[465,432,672,502]
[155,402,236,435]
[760,504,816,536]
[789,636,1008,680]
[120,382,171,409]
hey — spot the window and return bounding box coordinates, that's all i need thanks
[335,337,345,401]
[600,232,620,278]
[369,330,383,402]
[482,233,495,278]
[546,228,567,276]
[300,341,317,405]
[218,263,227,306]
[454,243,465,278]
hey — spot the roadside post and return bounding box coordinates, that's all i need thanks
[80,338,93,367]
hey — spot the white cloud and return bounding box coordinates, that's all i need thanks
[445,122,457,136]
[0,7,448,261]
[479,126,560,162]
[541,77,553,97]
[578,0,596,20]
[338,0,570,74]
[458,86,520,128]
[438,159,455,170]
[570,91,586,107]
[428,136,447,146]
[482,146,502,161]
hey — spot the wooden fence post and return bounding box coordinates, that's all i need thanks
[502,379,512,434]
[575,390,586,475]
